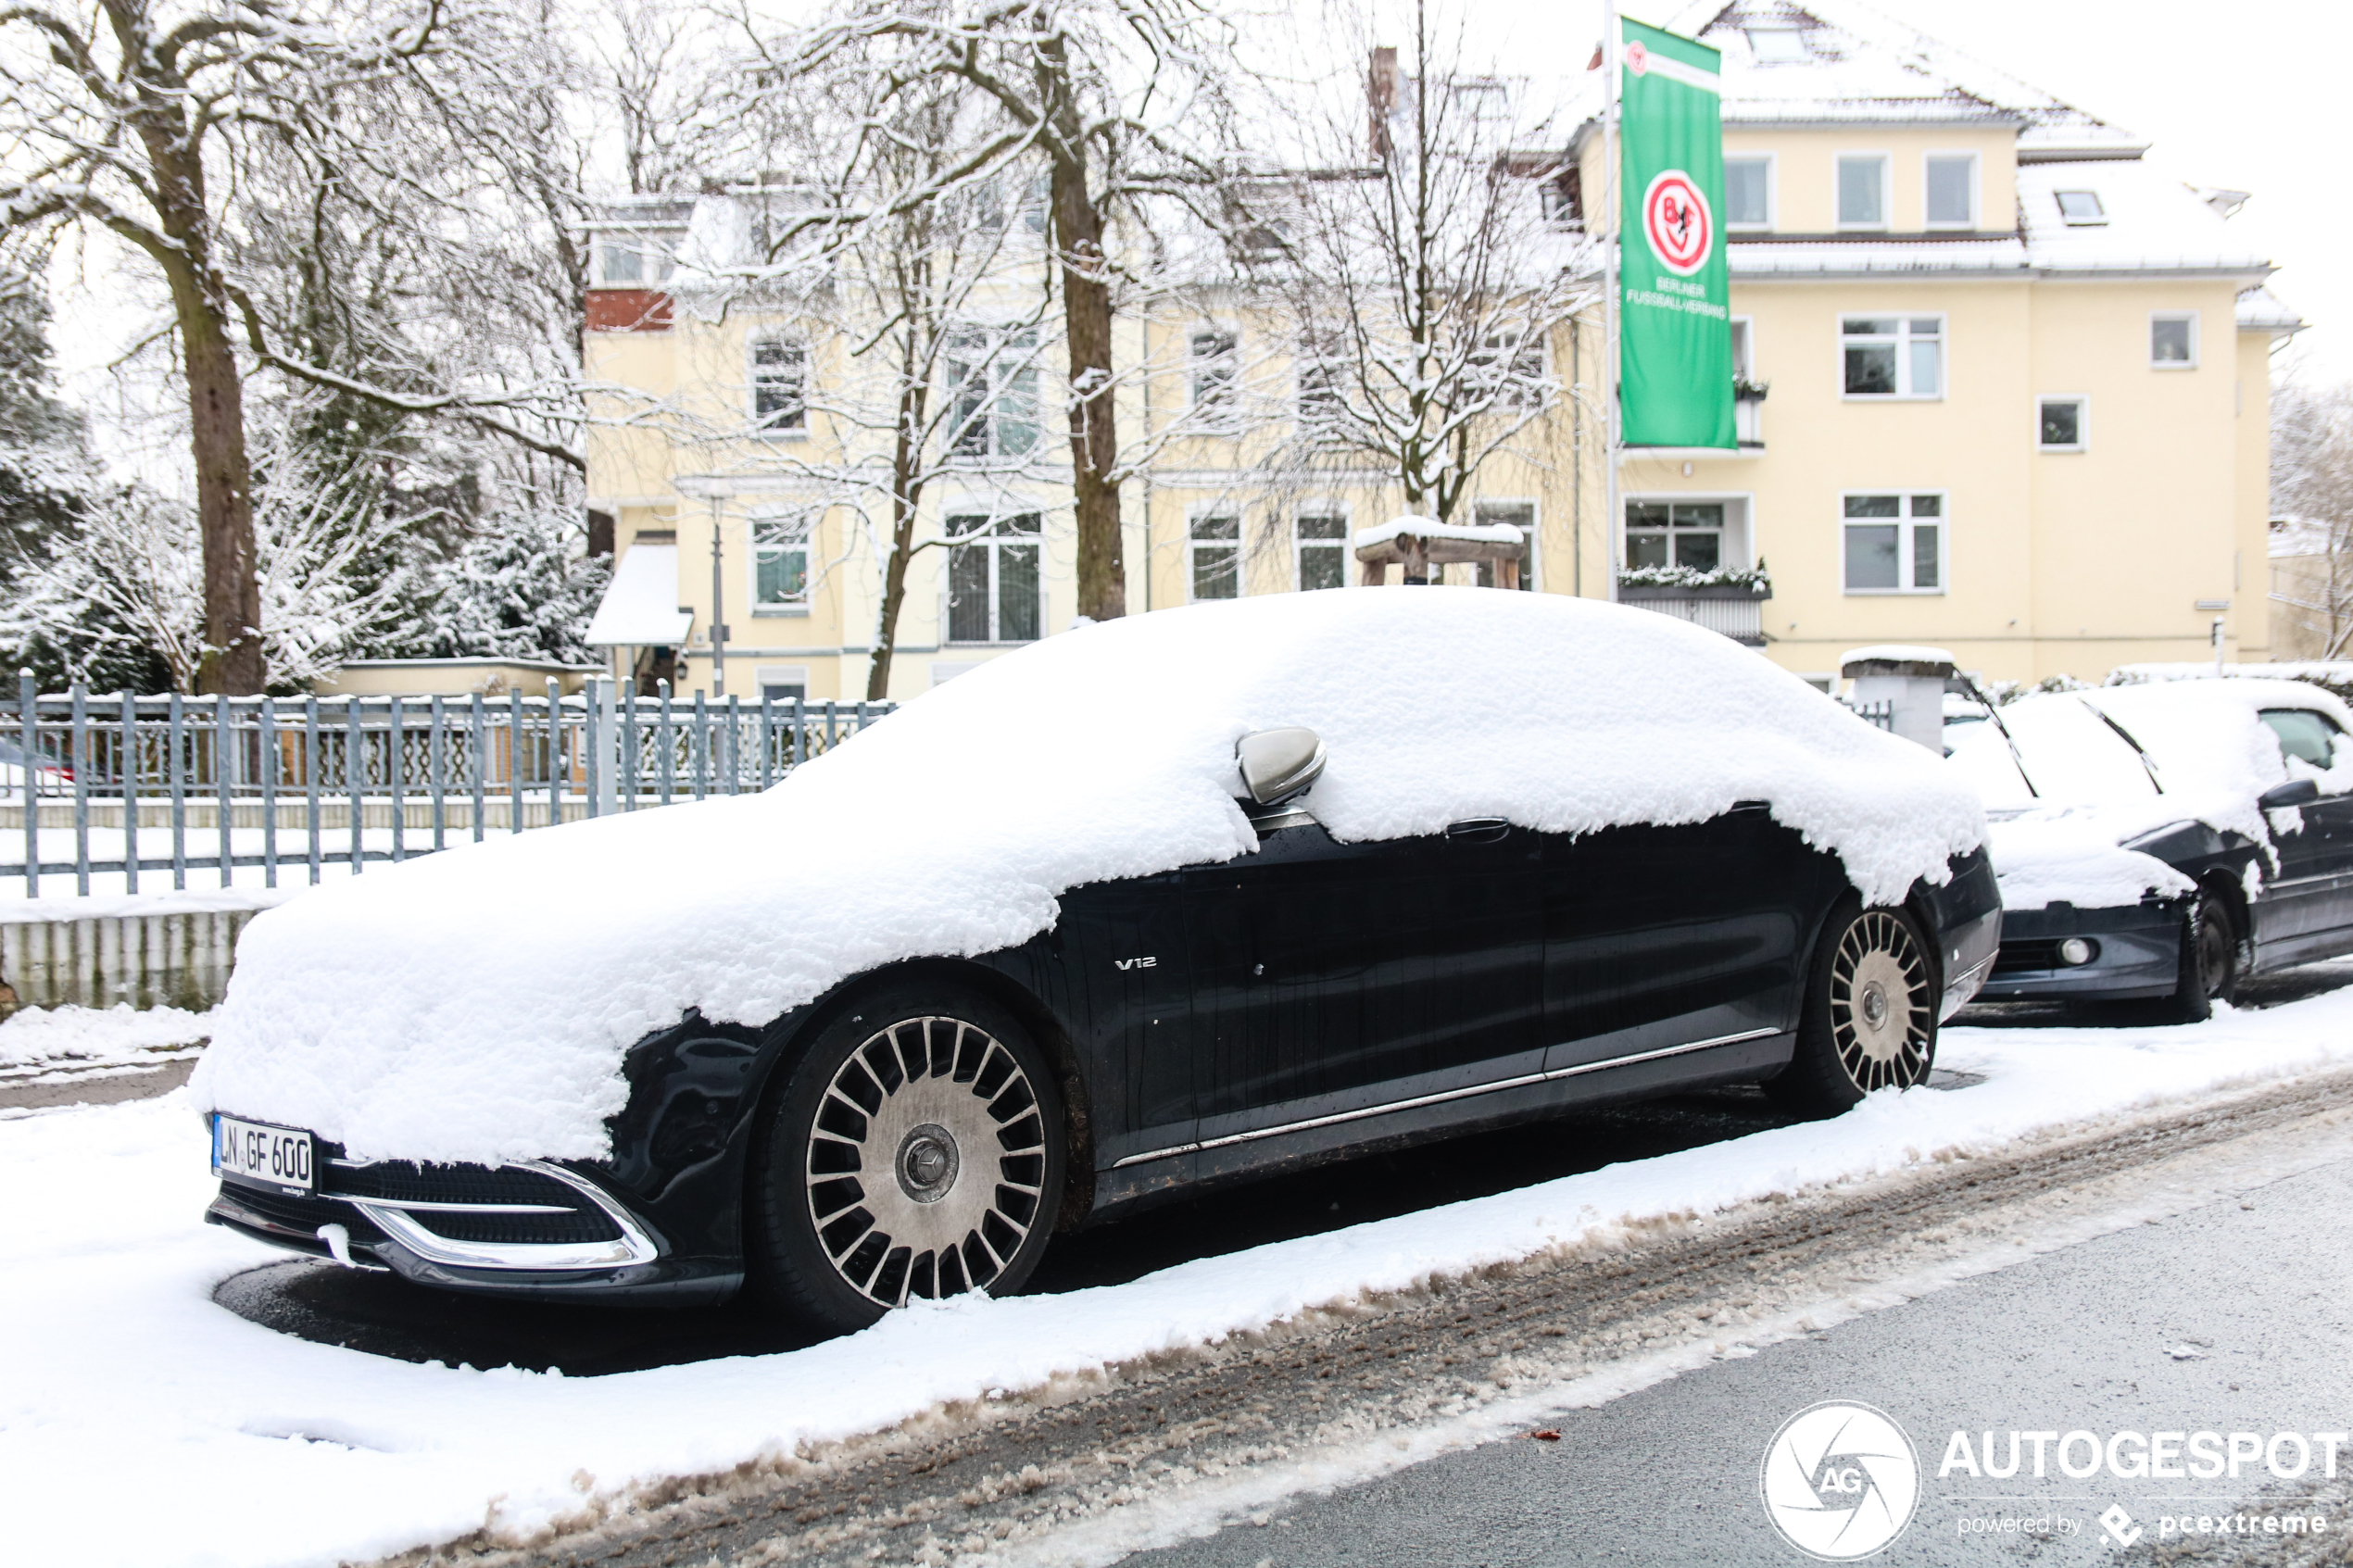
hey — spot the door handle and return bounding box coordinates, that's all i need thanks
[1445,818,1511,844]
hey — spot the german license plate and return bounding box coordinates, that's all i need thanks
[211,1114,315,1195]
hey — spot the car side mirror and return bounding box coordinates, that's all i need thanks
[2260,778,2321,810]
[1236,726,1327,807]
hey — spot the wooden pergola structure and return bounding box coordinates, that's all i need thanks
[1353,518,1527,587]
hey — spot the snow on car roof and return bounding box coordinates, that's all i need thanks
[194,589,1983,1165]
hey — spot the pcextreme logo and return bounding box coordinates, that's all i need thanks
[1760,1401,1921,1561]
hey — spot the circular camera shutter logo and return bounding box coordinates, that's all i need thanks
[1641,169,1714,276]
[1758,1401,1919,1561]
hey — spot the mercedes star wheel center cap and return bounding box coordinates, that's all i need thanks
[897,1123,961,1204]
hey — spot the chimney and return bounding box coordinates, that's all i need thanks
[1368,46,1398,160]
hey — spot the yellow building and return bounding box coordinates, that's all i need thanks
[579,1,2300,699]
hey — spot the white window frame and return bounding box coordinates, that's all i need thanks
[749,514,812,612]
[1722,152,1776,232]
[1467,327,1547,410]
[1188,510,1242,602]
[1923,151,1979,230]
[1730,316,1755,381]
[2054,189,2107,227]
[749,336,809,436]
[1840,490,1947,596]
[1472,498,1538,590]
[1835,153,1890,232]
[945,327,1042,460]
[1840,312,1945,401]
[754,665,810,703]
[2036,395,2088,453]
[2150,310,2200,370]
[1623,493,1752,574]
[1189,325,1240,421]
[593,234,676,286]
[1293,505,1350,592]
[943,511,1044,644]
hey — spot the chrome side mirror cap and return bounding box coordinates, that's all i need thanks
[1236,726,1327,807]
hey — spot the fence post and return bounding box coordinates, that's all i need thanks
[725,692,740,794]
[168,692,186,891]
[658,679,674,807]
[346,696,363,874]
[470,691,486,842]
[430,695,447,851]
[691,689,709,802]
[70,684,89,896]
[792,695,807,769]
[214,693,233,888]
[19,671,34,897]
[304,696,321,884]
[508,686,524,834]
[622,683,638,811]
[117,689,138,896]
[389,694,407,862]
[547,677,562,829]
[259,696,277,889]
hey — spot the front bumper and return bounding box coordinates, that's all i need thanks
[1973,897,2186,1001]
[204,1148,734,1303]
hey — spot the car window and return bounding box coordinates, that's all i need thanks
[2260,709,2343,770]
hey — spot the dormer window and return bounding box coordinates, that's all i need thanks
[2055,190,2106,226]
[596,237,675,285]
[1745,28,1808,62]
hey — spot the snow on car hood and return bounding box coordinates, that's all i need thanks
[193,590,1983,1164]
[1950,679,2353,910]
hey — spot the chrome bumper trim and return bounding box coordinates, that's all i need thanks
[347,1161,661,1273]
[1111,1027,1782,1169]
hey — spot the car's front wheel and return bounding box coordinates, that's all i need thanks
[1766,900,1938,1117]
[2162,893,2239,1024]
[749,985,1063,1336]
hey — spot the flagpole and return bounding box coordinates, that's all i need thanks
[1600,0,1623,605]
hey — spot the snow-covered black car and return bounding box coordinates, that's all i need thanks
[195,592,1996,1336]
[1950,678,2353,1020]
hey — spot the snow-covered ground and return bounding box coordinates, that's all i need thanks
[0,1002,210,1096]
[12,986,2353,1568]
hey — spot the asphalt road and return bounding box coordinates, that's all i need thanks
[1123,1129,2353,1568]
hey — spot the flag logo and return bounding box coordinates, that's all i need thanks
[1624,39,1650,75]
[1641,170,1713,276]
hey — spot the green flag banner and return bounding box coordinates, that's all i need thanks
[1618,18,1734,448]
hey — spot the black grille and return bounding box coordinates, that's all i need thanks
[211,1183,387,1246]
[323,1160,585,1209]
[406,1207,622,1246]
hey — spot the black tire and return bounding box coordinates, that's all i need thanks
[2162,893,2239,1024]
[749,983,1064,1336]
[1765,898,1939,1117]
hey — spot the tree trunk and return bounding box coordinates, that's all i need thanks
[1050,152,1124,622]
[167,267,265,696]
[868,368,929,701]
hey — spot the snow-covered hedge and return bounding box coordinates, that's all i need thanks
[1616,563,1772,595]
[194,589,1982,1165]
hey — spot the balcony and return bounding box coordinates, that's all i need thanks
[1617,569,1771,647]
[1734,381,1767,448]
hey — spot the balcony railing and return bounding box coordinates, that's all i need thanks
[1618,580,1769,646]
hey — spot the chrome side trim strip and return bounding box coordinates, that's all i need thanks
[1110,1027,1783,1169]
[349,1161,661,1273]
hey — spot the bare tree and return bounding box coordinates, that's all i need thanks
[768,0,1236,623]
[1251,0,1594,543]
[2271,379,2353,659]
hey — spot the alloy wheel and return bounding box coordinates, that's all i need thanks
[804,1016,1048,1308]
[1829,911,1932,1093]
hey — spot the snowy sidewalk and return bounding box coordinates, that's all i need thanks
[11,992,2353,1567]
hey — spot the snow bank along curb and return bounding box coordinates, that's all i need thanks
[195,590,1982,1166]
[14,982,2353,1567]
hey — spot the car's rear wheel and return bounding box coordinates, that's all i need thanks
[749,985,1063,1336]
[1766,901,1938,1117]
[2162,894,2239,1024]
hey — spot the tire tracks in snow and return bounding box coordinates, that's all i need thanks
[385,1069,2353,1568]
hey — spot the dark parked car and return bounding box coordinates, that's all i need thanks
[199,594,1998,1336]
[1954,679,2353,1020]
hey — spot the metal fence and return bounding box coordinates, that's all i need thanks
[1843,697,1895,731]
[2,676,896,897]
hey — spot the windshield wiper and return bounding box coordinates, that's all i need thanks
[1952,671,2038,798]
[2079,698,2165,795]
